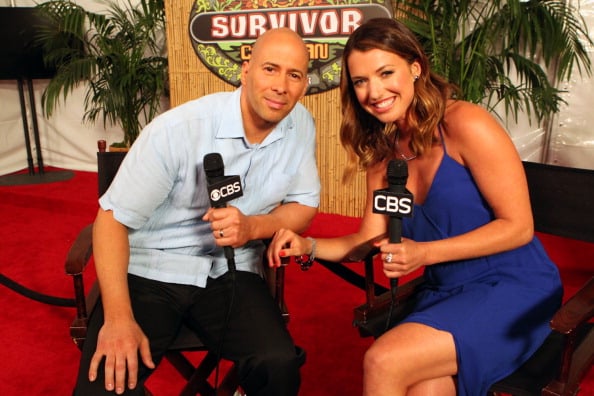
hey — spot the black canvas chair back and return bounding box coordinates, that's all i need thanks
[97,151,127,196]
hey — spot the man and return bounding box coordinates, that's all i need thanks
[74,28,320,395]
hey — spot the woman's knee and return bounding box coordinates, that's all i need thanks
[364,341,398,377]
[364,323,458,389]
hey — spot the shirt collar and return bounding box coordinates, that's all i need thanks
[217,87,295,147]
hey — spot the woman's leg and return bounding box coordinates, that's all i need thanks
[363,322,457,396]
[408,376,457,396]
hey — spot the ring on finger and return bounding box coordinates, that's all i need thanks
[219,229,224,238]
[385,252,393,263]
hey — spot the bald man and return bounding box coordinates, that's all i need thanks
[74,28,320,396]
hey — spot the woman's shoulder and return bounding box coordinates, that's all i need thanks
[440,100,510,162]
[443,100,503,136]
[365,160,388,188]
[444,100,492,123]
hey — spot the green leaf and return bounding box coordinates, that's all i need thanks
[393,0,592,125]
[34,0,168,146]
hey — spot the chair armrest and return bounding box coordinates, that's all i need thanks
[354,276,424,323]
[551,276,594,335]
[541,276,594,395]
[313,234,424,338]
[64,223,96,346]
[70,281,100,348]
[262,238,290,323]
[65,224,94,276]
[344,234,385,262]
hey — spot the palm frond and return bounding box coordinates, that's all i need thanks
[35,0,168,146]
[393,0,592,124]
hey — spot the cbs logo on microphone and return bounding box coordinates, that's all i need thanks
[372,190,414,217]
[210,180,241,202]
[207,175,243,205]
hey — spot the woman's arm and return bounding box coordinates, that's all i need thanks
[268,162,390,265]
[381,101,534,278]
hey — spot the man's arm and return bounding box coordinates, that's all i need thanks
[88,208,154,394]
[252,202,317,237]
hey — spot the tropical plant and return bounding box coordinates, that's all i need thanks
[35,0,168,148]
[393,0,592,124]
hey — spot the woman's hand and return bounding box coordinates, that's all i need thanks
[267,228,312,267]
[376,237,427,278]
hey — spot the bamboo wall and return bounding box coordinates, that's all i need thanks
[163,0,366,217]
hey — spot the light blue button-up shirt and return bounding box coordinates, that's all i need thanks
[99,88,320,287]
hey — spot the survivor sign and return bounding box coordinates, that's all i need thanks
[189,0,392,95]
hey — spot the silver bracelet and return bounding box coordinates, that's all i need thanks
[295,237,316,271]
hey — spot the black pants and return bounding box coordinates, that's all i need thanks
[74,271,302,395]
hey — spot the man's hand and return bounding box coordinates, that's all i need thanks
[88,318,155,394]
[203,206,252,248]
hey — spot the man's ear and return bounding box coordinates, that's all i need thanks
[240,61,249,86]
[299,75,310,98]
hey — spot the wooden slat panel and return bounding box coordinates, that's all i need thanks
[163,0,366,216]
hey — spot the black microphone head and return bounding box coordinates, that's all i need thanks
[204,153,224,180]
[387,159,408,186]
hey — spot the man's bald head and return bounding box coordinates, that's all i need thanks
[251,28,310,74]
[239,27,311,140]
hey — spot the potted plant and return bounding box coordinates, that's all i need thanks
[35,0,168,150]
[393,0,592,125]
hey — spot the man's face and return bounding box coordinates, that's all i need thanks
[240,30,309,135]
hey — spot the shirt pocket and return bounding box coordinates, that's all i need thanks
[239,169,295,214]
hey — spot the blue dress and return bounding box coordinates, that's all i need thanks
[400,143,563,395]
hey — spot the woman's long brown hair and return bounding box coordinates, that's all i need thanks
[339,18,459,181]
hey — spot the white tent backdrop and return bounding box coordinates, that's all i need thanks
[1,0,593,177]
[551,0,594,168]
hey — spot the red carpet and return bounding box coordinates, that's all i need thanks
[0,169,372,395]
[1,168,593,395]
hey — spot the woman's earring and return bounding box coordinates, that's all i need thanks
[414,75,419,81]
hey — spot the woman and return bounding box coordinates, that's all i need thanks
[267,18,562,395]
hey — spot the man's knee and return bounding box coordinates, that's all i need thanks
[239,346,304,396]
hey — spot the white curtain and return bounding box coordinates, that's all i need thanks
[0,0,128,175]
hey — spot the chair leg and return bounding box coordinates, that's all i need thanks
[175,351,218,396]
[178,352,240,396]
[216,365,240,396]
[165,351,206,381]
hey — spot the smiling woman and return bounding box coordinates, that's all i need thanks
[266,17,566,396]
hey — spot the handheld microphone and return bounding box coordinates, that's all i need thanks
[203,153,243,272]
[203,153,244,389]
[204,153,243,208]
[372,159,414,310]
